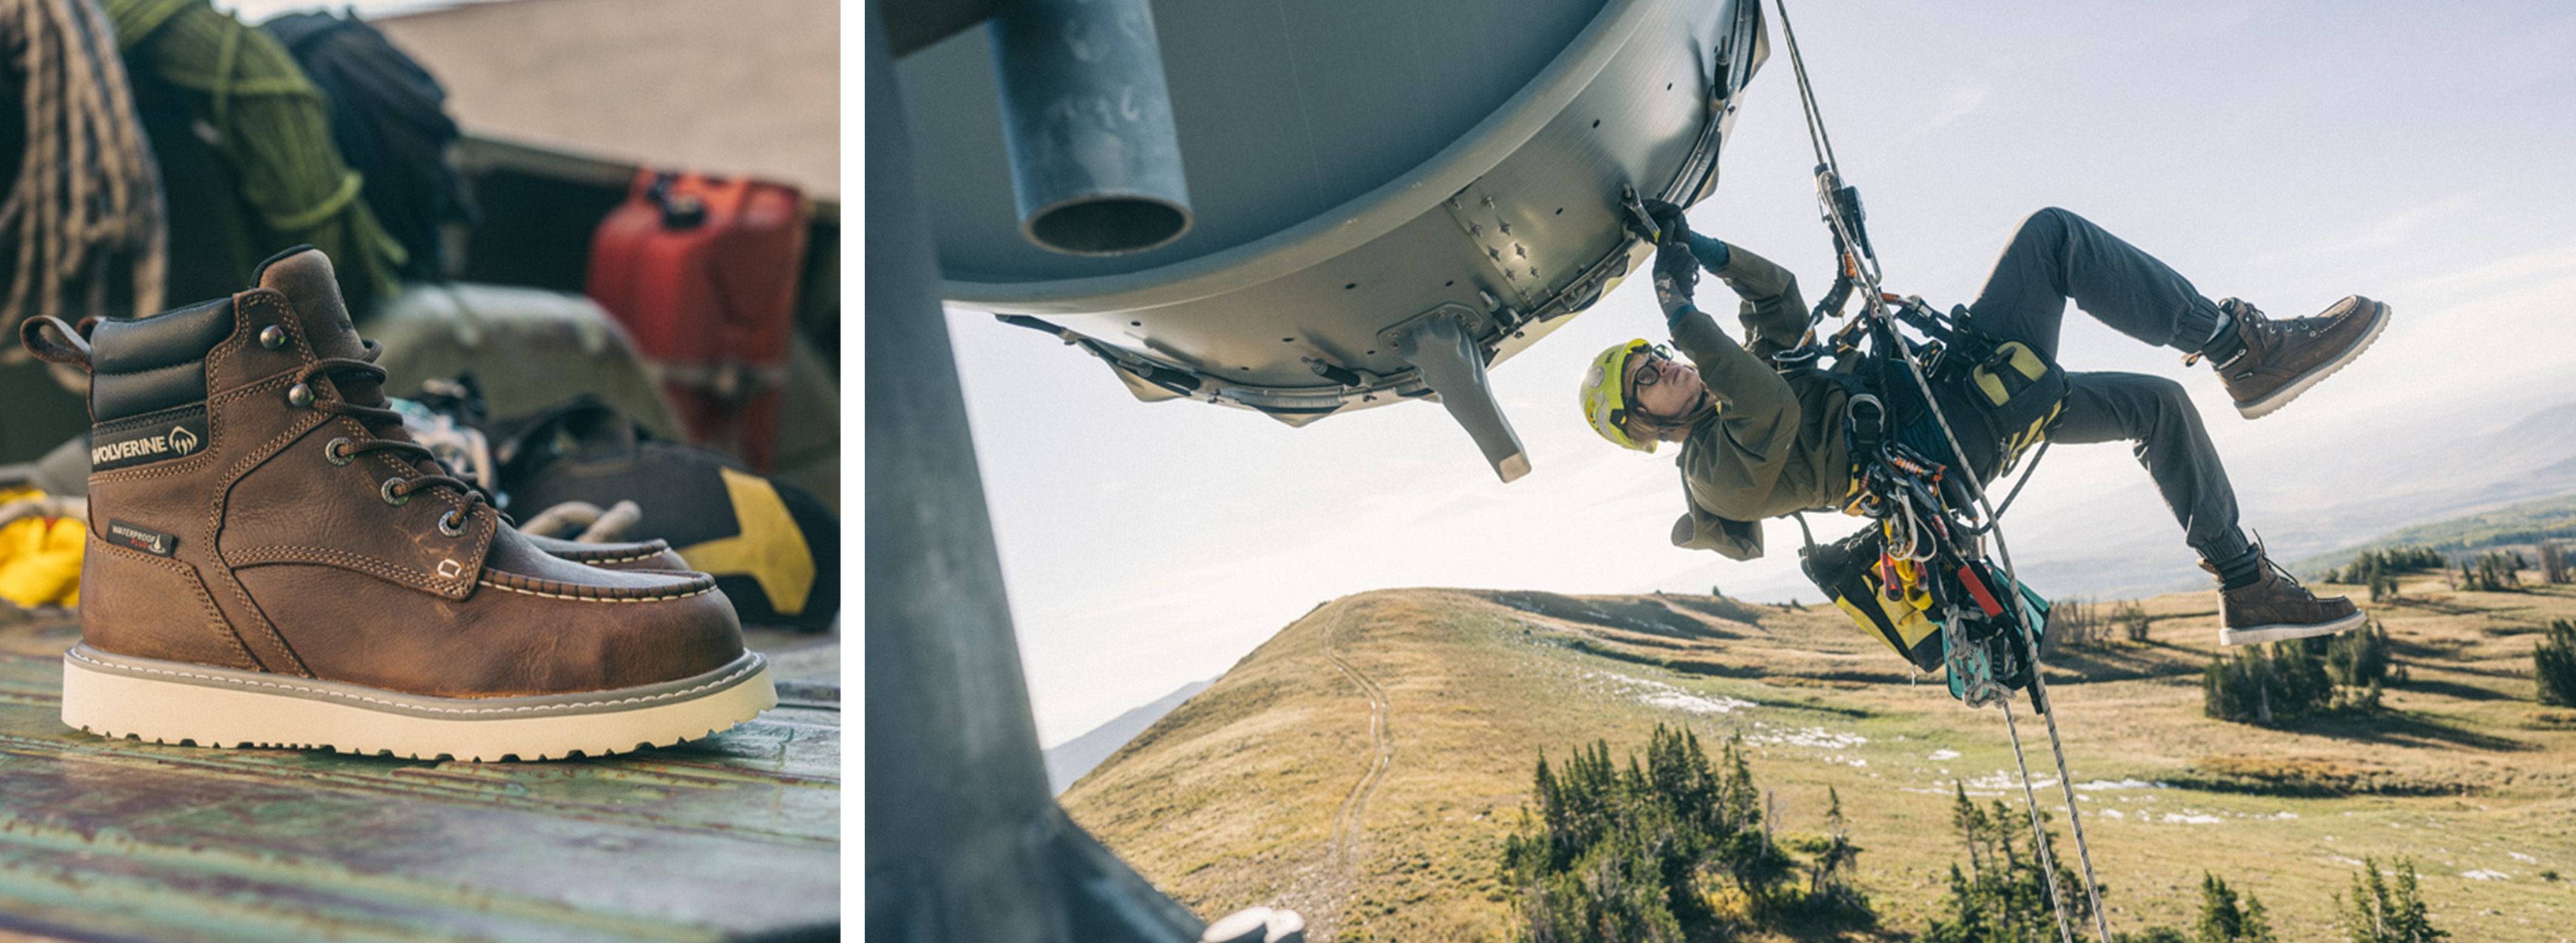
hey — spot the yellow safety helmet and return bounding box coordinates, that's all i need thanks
[1579,339,1662,453]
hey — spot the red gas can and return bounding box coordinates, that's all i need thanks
[586,170,808,472]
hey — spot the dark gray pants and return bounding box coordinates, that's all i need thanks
[1958,208,2252,564]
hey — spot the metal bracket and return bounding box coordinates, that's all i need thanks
[1387,306,1530,483]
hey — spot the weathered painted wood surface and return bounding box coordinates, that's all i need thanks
[0,610,840,942]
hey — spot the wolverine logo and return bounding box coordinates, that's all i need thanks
[90,407,209,472]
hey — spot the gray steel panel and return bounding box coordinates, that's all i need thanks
[909,0,1766,442]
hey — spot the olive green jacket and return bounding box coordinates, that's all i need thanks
[1667,246,1853,561]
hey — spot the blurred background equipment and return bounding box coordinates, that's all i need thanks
[1,0,842,515]
[0,0,166,463]
[0,481,83,611]
[587,170,809,473]
[109,0,404,314]
[487,392,841,632]
[260,8,478,280]
[0,0,166,335]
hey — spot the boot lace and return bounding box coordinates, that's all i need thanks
[2181,298,2310,367]
[292,340,489,535]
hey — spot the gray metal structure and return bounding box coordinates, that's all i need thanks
[900,0,1766,480]
[868,0,1764,938]
[867,3,1222,939]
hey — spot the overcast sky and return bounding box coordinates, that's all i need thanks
[944,1,2576,747]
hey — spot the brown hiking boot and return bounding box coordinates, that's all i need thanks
[2200,555,2366,645]
[18,247,772,760]
[2191,295,2391,419]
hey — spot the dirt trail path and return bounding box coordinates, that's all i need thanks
[1321,604,1394,871]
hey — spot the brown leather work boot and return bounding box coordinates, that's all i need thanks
[2200,555,2366,646]
[2191,295,2391,419]
[18,246,772,760]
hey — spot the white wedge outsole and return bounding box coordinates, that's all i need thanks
[2218,610,2368,647]
[2236,300,2390,419]
[60,644,776,762]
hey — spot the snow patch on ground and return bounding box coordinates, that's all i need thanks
[1581,670,1759,716]
[2462,869,2509,881]
[2073,778,2167,791]
[1927,749,1961,761]
[1963,769,2059,791]
[1639,690,1760,715]
[2509,852,2538,863]
[2159,812,2224,825]
[1751,725,1868,750]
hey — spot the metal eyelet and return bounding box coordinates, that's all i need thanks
[379,478,410,506]
[286,383,315,408]
[259,325,287,350]
[324,437,355,465]
[438,510,469,537]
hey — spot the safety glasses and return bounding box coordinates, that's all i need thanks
[1627,343,1675,394]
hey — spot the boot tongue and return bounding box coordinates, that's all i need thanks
[253,247,383,403]
[255,246,370,363]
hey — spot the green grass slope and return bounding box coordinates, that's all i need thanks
[2293,493,2576,577]
[1064,574,2576,941]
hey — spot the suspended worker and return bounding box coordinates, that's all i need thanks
[1580,203,2386,645]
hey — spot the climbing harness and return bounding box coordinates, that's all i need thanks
[1771,2,2110,941]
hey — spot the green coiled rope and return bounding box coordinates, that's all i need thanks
[106,0,402,312]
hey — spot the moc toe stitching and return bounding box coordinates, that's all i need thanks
[478,569,717,603]
[529,536,680,568]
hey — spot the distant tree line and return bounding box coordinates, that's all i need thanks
[2204,622,2395,725]
[2321,542,2576,598]
[2051,600,2153,649]
[2454,551,2524,592]
[2326,546,2442,602]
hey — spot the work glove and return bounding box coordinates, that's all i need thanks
[1642,198,1689,246]
[1652,243,1698,323]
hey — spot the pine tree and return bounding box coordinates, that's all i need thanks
[2536,619,2576,707]
[2338,857,2448,943]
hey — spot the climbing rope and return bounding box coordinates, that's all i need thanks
[1770,2,2112,941]
[0,0,166,351]
[106,0,405,314]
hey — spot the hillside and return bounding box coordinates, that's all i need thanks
[1061,579,2576,941]
[2292,493,2576,577]
[1048,679,1215,793]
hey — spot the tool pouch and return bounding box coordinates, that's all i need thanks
[1963,340,2067,472]
[1801,527,1946,672]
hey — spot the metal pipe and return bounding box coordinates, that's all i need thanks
[986,0,1192,255]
